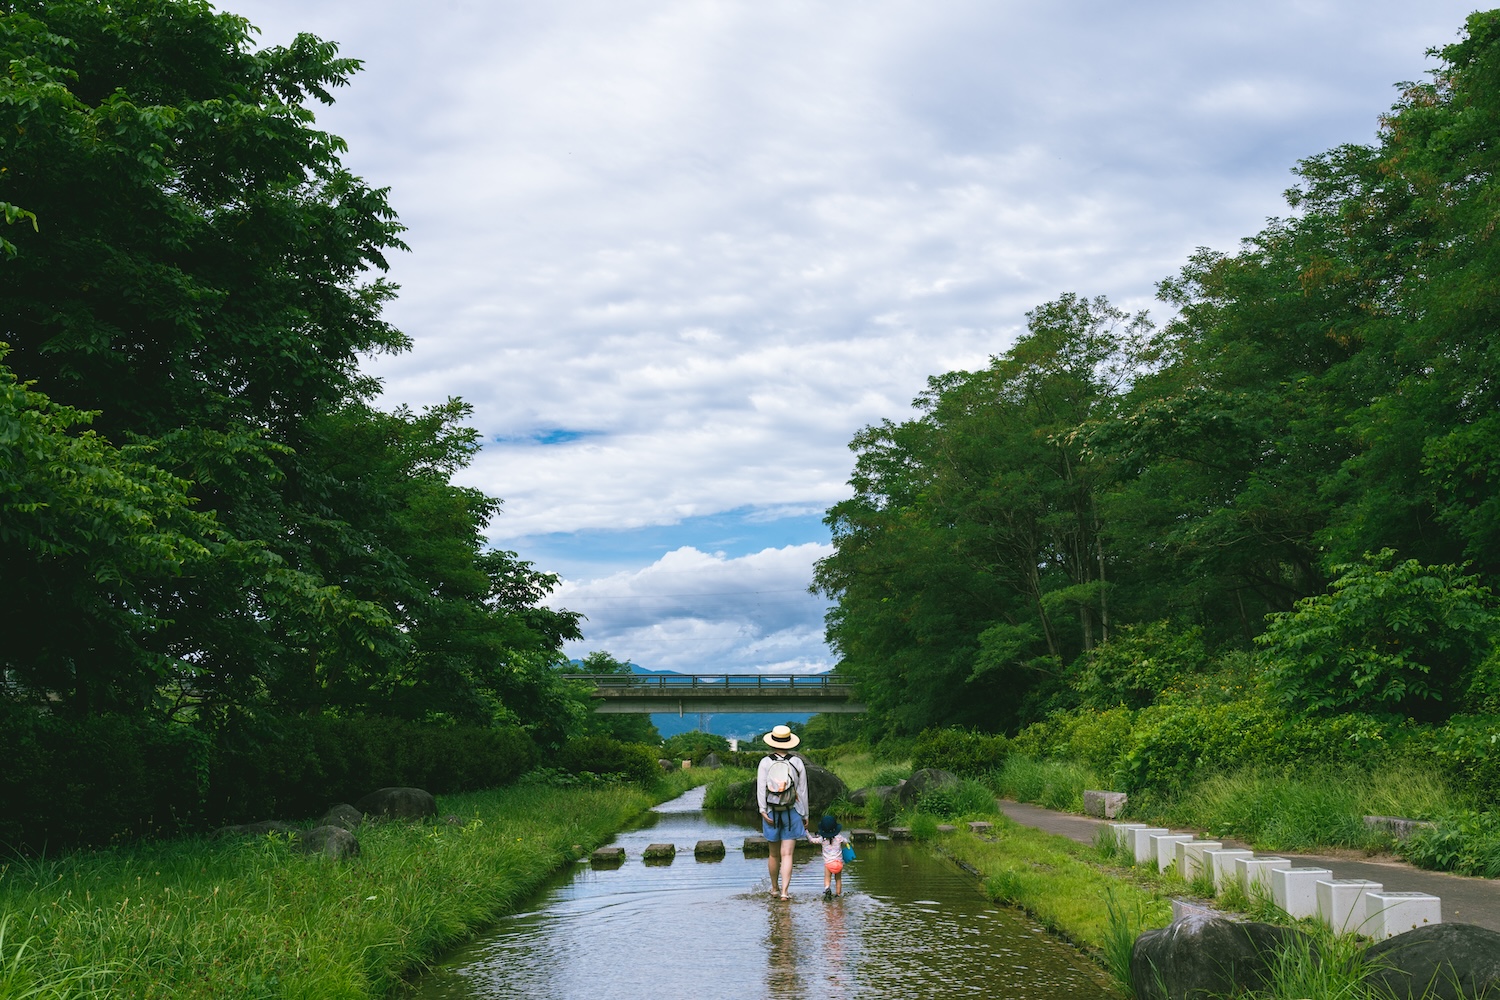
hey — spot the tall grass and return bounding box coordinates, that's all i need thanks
[991,756,1099,812]
[823,752,911,792]
[0,776,703,1000]
[1141,766,1457,853]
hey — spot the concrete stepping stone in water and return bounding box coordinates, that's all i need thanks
[850,829,876,842]
[590,846,625,866]
[742,835,770,857]
[694,839,725,859]
[890,826,913,840]
[643,843,677,863]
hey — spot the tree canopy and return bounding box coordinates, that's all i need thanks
[0,0,583,742]
[816,9,1500,735]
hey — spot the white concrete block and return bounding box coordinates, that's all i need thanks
[1271,867,1333,919]
[1152,833,1195,872]
[1315,879,1382,934]
[1129,827,1169,864]
[1110,822,1148,850]
[1205,849,1254,891]
[1175,840,1223,880]
[1366,892,1441,939]
[1236,856,1290,895]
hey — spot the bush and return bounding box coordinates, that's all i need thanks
[916,778,996,818]
[659,731,729,761]
[911,728,1009,775]
[992,756,1097,812]
[554,736,660,784]
[0,710,538,852]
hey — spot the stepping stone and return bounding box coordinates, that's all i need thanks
[936,824,956,834]
[966,821,993,834]
[742,835,770,857]
[643,843,676,863]
[850,829,877,843]
[694,839,725,859]
[590,846,625,866]
[889,826,912,840]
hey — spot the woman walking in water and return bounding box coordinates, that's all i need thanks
[758,724,809,899]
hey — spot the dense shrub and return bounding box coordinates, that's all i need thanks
[1395,714,1500,801]
[0,710,537,852]
[915,778,997,817]
[659,731,729,761]
[911,728,1010,775]
[554,735,660,784]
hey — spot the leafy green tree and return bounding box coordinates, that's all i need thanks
[556,651,660,744]
[815,294,1150,733]
[1258,552,1499,720]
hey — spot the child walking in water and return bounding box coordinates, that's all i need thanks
[807,814,851,898]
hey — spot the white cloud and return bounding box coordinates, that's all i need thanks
[550,543,833,673]
[224,0,1481,668]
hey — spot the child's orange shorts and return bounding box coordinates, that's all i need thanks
[825,860,844,875]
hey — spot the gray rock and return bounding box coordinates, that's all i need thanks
[319,804,364,831]
[354,786,437,821]
[213,820,299,839]
[296,825,360,860]
[1130,914,1313,1000]
[897,768,960,806]
[1363,923,1500,1000]
[701,753,723,769]
[849,784,900,806]
[659,758,675,773]
[1083,790,1128,819]
[1364,815,1439,842]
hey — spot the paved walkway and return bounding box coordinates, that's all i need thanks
[996,799,1500,932]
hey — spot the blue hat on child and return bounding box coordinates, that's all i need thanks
[818,814,841,838]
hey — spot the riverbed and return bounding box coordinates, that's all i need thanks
[407,786,1113,999]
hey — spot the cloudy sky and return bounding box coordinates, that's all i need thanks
[234,0,1476,673]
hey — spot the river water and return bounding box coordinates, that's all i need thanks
[408,786,1111,999]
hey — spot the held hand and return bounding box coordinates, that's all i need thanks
[761,812,771,825]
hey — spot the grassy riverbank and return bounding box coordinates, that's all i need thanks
[0,773,704,1000]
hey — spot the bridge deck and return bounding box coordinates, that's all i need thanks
[570,673,866,714]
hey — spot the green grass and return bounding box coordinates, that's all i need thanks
[0,773,705,1000]
[823,752,911,792]
[990,755,1100,812]
[1139,765,1458,854]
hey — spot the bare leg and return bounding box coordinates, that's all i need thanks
[778,839,795,897]
[767,847,780,893]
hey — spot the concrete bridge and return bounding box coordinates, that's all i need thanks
[572,673,866,715]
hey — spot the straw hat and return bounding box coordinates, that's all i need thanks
[763,724,801,750]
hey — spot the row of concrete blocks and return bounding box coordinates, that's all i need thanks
[1108,823,1441,940]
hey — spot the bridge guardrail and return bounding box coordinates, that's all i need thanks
[568,673,850,693]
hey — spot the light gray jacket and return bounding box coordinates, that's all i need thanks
[756,753,809,819]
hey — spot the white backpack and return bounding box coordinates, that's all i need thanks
[764,754,798,810]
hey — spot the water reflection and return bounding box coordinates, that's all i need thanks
[407,786,1110,999]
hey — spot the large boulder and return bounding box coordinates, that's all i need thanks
[319,804,364,831]
[849,784,902,806]
[213,820,299,839]
[1363,924,1500,1000]
[898,768,960,806]
[1131,915,1314,1000]
[701,752,723,769]
[355,786,437,821]
[296,825,360,860]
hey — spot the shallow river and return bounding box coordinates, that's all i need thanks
[408,786,1111,999]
